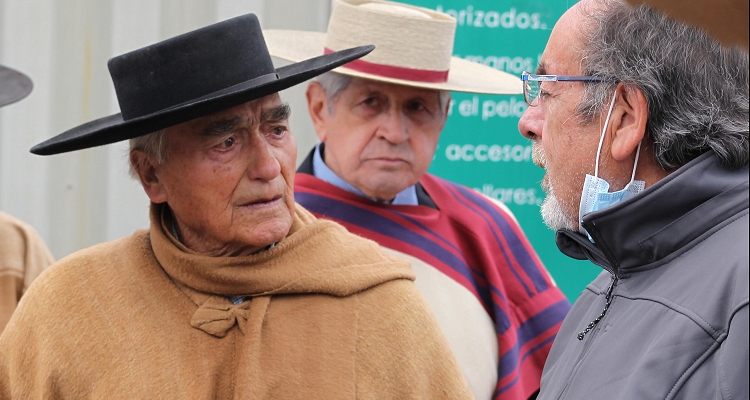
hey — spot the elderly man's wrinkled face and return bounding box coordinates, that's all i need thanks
[308,78,448,201]
[518,3,614,231]
[136,94,296,257]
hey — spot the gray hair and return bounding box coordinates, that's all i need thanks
[315,72,452,115]
[128,130,168,179]
[575,0,749,170]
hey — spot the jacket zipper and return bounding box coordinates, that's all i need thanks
[556,273,618,400]
[577,275,618,340]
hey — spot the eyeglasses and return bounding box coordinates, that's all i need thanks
[521,71,616,107]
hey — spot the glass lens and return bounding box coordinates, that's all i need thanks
[524,79,540,106]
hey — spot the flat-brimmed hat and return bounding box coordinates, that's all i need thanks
[0,65,32,108]
[263,0,520,94]
[31,14,374,156]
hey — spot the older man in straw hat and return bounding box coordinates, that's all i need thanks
[264,1,571,399]
[0,14,474,399]
[0,65,54,334]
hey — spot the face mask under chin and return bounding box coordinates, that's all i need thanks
[578,92,645,242]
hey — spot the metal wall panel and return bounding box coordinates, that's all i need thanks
[0,0,330,259]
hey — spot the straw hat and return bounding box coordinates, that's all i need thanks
[0,65,32,108]
[264,0,520,94]
[31,14,373,156]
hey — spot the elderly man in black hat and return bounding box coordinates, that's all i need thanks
[0,14,473,399]
[0,65,54,334]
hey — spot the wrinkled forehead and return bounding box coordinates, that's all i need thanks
[201,93,285,125]
[347,76,443,101]
[171,93,289,137]
[540,2,590,75]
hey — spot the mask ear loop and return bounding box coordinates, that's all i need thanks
[594,91,619,178]
[628,142,642,184]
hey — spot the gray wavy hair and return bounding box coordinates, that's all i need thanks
[128,130,167,179]
[315,72,452,115]
[575,0,749,170]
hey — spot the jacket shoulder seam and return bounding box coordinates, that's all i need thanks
[613,294,728,340]
[665,336,724,400]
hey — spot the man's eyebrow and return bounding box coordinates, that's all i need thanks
[261,103,291,123]
[408,94,441,109]
[535,63,548,75]
[201,117,242,137]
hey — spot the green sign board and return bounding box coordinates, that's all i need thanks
[402,0,599,301]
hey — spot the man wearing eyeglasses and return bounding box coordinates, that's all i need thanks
[518,0,748,399]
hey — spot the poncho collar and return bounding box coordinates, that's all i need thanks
[149,202,413,298]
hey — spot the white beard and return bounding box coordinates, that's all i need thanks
[540,187,578,231]
[533,142,578,231]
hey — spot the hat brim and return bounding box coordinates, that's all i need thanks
[263,29,521,95]
[0,65,33,108]
[30,45,374,156]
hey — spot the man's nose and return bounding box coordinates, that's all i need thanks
[246,140,281,181]
[518,105,542,140]
[377,109,409,144]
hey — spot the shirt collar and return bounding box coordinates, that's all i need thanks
[312,143,418,206]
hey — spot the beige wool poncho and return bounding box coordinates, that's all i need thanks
[0,211,53,333]
[0,204,472,399]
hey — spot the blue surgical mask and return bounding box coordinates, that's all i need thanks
[578,92,645,241]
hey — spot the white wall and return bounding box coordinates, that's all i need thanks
[0,0,332,259]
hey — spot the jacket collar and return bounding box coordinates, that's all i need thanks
[556,151,749,275]
[296,145,438,209]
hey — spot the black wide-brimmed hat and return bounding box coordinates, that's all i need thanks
[0,65,32,108]
[31,13,373,156]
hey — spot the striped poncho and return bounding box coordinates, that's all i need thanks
[295,162,570,400]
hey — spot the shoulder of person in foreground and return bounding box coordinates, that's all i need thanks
[0,211,55,333]
[353,277,473,399]
[0,211,54,290]
[426,175,567,300]
[0,231,149,398]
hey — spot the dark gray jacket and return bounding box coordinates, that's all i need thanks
[538,151,748,400]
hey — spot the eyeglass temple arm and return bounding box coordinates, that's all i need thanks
[522,72,614,83]
[555,76,613,82]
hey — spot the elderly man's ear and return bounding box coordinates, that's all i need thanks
[306,82,330,143]
[130,150,168,204]
[609,84,648,161]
